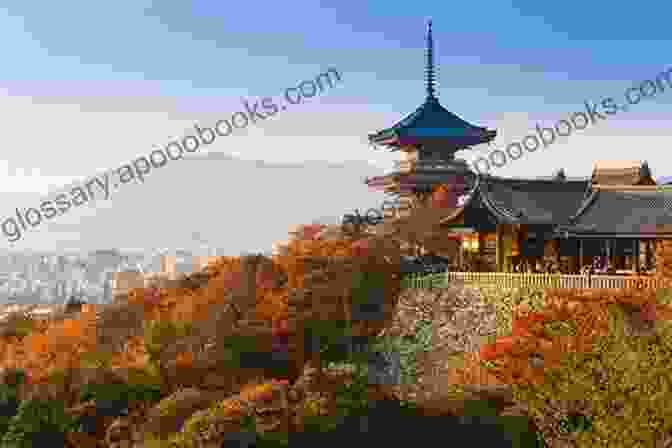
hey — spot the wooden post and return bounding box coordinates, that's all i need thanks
[458,242,463,270]
[578,239,583,270]
[496,225,503,273]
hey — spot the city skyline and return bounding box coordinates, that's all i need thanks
[0,248,218,305]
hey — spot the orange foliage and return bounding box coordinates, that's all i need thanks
[0,233,399,389]
[274,239,353,289]
[475,288,672,387]
[256,289,289,322]
[110,336,149,369]
[445,351,507,386]
[174,351,194,368]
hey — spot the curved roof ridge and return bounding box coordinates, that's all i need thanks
[438,171,483,224]
[476,176,521,222]
[568,189,600,223]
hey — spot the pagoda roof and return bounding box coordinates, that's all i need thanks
[368,20,496,151]
[368,96,497,149]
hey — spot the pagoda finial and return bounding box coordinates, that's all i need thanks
[425,19,436,100]
[640,160,651,179]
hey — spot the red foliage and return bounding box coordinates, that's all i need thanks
[272,318,289,336]
[220,270,242,289]
[480,337,516,360]
[296,224,323,240]
[351,239,371,257]
[479,343,499,360]
[511,311,547,337]
[639,302,657,322]
[430,188,457,209]
[511,320,532,337]
[256,270,273,289]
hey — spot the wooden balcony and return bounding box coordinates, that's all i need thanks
[394,159,471,173]
[400,271,667,290]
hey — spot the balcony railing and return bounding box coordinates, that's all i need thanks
[401,271,666,290]
[447,272,666,290]
[394,159,470,173]
[401,273,448,289]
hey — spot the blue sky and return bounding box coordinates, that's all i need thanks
[0,0,671,252]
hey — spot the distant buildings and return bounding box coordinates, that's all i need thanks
[192,255,219,271]
[160,255,176,276]
[0,249,228,303]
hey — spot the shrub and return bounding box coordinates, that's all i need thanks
[0,384,20,437]
[476,286,548,339]
[0,369,26,390]
[369,317,432,387]
[350,270,388,321]
[0,313,35,340]
[143,319,195,384]
[1,398,76,447]
[78,349,114,370]
[78,380,162,410]
[492,301,672,447]
[218,333,267,368]
[73,379,163,435]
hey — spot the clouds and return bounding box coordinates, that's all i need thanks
[0,2,670,253]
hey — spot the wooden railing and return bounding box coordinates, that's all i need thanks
[400,271,667,290]
[401,273,448,289]
[394,159,471,173]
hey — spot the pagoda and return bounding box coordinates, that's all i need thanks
[366,20,496,218]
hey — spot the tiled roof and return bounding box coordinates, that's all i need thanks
[475,177,591,225]
[368,21,496,150]
[561,190,672,235]
[368,97,496,149]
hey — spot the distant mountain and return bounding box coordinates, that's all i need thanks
[1,153,388,255]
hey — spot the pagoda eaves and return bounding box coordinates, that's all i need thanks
[368,96,497,150]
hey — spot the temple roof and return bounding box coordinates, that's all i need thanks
[476,177,591,225]
[558,190,672,237]
[443,175,591,228]
[368,20,496,151]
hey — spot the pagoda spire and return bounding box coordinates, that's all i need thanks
[425,19,436,100]
[640,160,651,179]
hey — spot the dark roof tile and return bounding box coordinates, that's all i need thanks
[477,178,591,225]
[564,190,672,235]
[368,97,496,149]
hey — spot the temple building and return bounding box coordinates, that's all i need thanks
[365,20,672,275]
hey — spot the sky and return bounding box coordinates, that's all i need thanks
[0,0,671,254]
